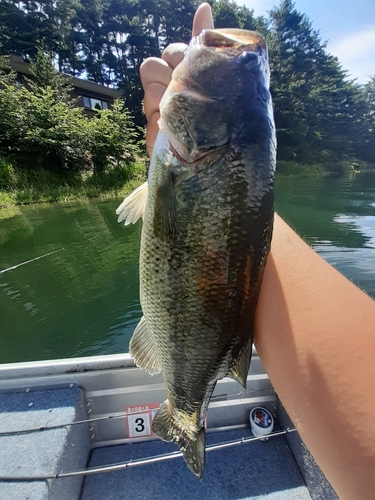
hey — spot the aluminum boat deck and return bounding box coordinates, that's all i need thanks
[0,352,339,499]
[84,429,310,500]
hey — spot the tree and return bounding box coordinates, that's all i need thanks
[0,1,33,55]
[0,50,141,173]
[211,0,259,31]
[0,0,373,169]
[354,75,375,164]
[26,48,74,103]
[268,0,364,165]
[89,99,141,172]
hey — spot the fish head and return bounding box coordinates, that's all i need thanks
[158,28,272,165]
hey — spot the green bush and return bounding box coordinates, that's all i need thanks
[0,52,144,177]
[88,100,142,173]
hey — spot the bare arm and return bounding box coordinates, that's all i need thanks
[255,213,375,500]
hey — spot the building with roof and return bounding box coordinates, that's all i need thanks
[9,55,123,118]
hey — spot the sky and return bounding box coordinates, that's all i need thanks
[237,0,375,84]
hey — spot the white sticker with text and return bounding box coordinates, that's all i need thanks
[126,403,160,438]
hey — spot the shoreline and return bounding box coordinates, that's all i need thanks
[0,161,147,209]
[0,181,140,209]
[1,164,375,209]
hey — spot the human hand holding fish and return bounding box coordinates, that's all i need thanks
[141,2,214,157]
[118,2,375,498]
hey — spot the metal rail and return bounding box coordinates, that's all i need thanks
[0,428,296,481]
[0,385,274,437]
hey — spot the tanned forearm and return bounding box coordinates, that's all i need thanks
[255,213,375,500]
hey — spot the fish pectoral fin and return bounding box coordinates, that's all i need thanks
[153,172,177,239]
[116,181,148,226]
[129,316,161,375]
[152,400,206,479]
[227,338,253,388]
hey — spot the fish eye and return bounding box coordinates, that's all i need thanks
[238,51,259,66]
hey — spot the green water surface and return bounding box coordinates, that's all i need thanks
[1,172,374,363]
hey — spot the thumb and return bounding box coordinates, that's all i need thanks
[192,3,214,37]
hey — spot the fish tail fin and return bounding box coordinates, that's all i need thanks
[180,428,205,479]
[152,399,206,478]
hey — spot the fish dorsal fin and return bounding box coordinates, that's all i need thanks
[129,316,161,375]
[227,339,253,388]
[116,181,148,226]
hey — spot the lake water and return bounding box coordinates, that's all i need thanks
[1,172,374,363]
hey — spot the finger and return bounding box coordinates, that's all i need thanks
[143,82,166,122]
[144,2,215,159]
[192,2,214,37]
[162,42,187,69]
[146,112,160,157]
[140,57,172,92]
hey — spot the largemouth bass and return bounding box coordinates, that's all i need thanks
[116,28,276,478]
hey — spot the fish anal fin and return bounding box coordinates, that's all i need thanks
[227,338,253,388]
[116,181,148,226]
[152,400,206,478]
[153,172,177,240]
[129,316,161,375]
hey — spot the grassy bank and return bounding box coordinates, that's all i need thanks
[276,161,323,177]
[0,160,147,208]
[1,159,375,209]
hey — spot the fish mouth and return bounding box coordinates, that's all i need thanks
[199,28,267,56]
[173,28,268,99]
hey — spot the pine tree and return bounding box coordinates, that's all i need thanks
[269,0,364,164]
[26,48,74,103]
[354,76,375,164]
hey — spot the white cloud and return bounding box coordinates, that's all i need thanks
[328,26,375,84]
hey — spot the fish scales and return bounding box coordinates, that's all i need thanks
[117,27,276,478]
[142,152,271,393]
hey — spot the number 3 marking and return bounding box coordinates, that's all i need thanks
[135,417,145,432]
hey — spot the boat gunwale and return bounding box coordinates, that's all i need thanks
[0,347,260,380]
[0,353,136,380]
